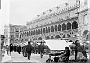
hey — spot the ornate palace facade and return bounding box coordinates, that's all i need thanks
[19,0,90,43]
[20,1,80,42]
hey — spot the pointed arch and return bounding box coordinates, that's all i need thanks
[58,24,61,31]
[55,25,57,32]
[62,23,66,31]
[51,26,54,32]
[67,22,71,30]
[72,21,78,29]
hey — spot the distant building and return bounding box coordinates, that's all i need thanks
[4,24,26,45]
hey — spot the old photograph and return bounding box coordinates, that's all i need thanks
[0,0,90,63]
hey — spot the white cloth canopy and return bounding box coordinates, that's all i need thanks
[44,40,72,50]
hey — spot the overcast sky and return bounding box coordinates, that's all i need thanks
[10,0,68,25]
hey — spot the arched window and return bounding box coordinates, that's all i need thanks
[43,28,45,33]
[25,32,27,36]
[23,32,24,37]
[38,29,40,34]
[67,22,71,30]
[33,30,35,35]
[46,27,48,33]
[37,29,39,35]
[55,25,57,32]
[20,34,21,38]
[29,31,31,36]
[40,28,42,34]
[36,30,38,35]
[51,26,54,32]
[27,32,29,36]
[72,21,78,29]
[48,27,50,33]
[32,31,34,35]
[58,24,61,31]
[62,23,66,31]
[24,32,25,36]
[31,31,32,35]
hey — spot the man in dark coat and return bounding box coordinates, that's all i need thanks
[17,45,21,54]
[26,41,32,60]
[74,40,80,61]
[10,43,13,55]
[38,42,44,58]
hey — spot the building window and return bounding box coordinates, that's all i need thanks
[46,27,48,33]
[40,28,42,34]
[33,30,35,35]
[31,31,33,35]
[55,25,57,32]
[67,22,71,30]
[27,32,28,36]
[29,31,31,36]
[38,29,40,34]
[58,24,61,31]
[72,21,78,29]
[43,28,45,33]
[37,29,39,35]
[48,27,50,33]
[51,26,54,32]
[62,23,66,31]
[36,30,38,35]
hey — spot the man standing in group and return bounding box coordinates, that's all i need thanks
[26,41,32,60]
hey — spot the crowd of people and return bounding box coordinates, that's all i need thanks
[2,39,89,62]
[5,41,50,60]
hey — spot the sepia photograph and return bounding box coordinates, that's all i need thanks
[0,0,90,63]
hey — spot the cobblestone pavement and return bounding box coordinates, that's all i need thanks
[2,52,90,63]
[2,50,11,62]
[2,52,49,63]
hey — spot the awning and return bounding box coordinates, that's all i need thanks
[44,40,72,50]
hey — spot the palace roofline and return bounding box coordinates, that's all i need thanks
[27,0,79,25]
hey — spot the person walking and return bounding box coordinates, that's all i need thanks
[74,40,80,61]
[17,45,21,54]
[6,45,9,55]
[38,42,44,58]
[10,43,13,55]
[26,41,32,60]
